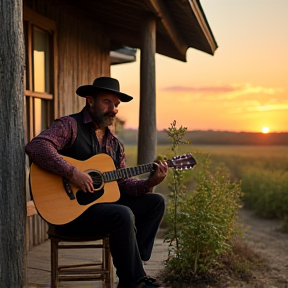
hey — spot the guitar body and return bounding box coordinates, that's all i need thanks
[30,152,196,225]
[30,154,120,225]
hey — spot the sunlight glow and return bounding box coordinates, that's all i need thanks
[262,127,270,134]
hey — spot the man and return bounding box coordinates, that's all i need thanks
[25,76,168,288]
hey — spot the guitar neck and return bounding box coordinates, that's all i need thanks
[103,163,155,182]
[102,154,194,183]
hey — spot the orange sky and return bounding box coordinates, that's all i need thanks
[111,0,288,133]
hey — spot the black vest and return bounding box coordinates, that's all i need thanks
[59,110,122,168]
[59,111,97,161]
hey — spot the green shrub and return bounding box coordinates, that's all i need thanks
[164,156,243,281]
[162,122,245,286]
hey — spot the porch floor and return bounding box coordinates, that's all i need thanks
[27,232,168,287]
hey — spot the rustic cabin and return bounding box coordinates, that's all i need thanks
[23,0,217,250]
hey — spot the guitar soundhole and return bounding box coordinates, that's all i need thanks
[89,171,103,190]
[76,170,105,206]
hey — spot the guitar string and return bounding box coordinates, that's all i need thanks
[90,155,195,186]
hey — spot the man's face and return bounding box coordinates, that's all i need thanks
[86,92,121,128]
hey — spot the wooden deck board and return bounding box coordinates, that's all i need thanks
[27,233,168,287]
[27,240,111,287]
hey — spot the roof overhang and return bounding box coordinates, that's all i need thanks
[67,0,218,62]
[147,0,218,61]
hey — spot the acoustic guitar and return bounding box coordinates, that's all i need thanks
[30,153,196,225]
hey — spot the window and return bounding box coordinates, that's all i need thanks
[24,7,56,141]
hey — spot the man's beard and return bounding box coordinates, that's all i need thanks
[90,111,116,128]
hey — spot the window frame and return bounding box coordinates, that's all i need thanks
[23,7,58,141]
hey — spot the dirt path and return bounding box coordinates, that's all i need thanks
[232,209,288,288]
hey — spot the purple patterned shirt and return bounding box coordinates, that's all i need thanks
[25,107,149,196]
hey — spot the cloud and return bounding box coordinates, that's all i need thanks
[162,85,235,93]
[161,83,287,113]
[246,104,288,112]
[227,104,288,114]
[162,83,284,100]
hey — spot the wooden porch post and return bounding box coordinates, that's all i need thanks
[137,13,156,165]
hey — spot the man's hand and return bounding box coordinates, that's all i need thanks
[145,160,168,189]
[68,168,94,193]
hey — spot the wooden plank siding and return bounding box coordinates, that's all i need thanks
[23,0,112,249]
[56,12,111,117]
[23,0,111,118]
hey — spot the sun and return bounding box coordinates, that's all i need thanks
[261,127,270,134]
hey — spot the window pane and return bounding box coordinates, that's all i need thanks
[33,27,50,93]
[34,98,49,136]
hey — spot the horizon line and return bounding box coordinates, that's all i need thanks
[122,128,288,134]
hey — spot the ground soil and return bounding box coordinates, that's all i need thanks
[158,208,288,288]
[228,208,288,288]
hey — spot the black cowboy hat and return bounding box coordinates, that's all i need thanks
[76,77,133,102]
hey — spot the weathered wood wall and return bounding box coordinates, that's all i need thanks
[23,0,111,118]
[23,0,111,249]
[55,7,111,117]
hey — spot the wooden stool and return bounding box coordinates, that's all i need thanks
[49,232,113,288]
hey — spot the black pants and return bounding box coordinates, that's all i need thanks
[51,193,165,283]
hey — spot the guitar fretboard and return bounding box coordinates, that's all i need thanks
[103,163,154,183]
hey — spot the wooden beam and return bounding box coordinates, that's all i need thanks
[137,13,157,165]
[23,6,56,32]
[188,0,218,54]
[24,90,53,100]
[149,0,188,58]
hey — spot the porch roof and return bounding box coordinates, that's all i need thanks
[68,0,218,62]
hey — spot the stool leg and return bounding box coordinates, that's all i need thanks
[103,237,112,288]
[50,239,59,288]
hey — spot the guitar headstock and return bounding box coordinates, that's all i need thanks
[168,153,197,170]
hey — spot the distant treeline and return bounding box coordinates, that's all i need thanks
[118,129,288,146]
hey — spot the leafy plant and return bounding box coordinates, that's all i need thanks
[163,121,246,286]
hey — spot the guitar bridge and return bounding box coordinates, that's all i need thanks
[62,177,76,200]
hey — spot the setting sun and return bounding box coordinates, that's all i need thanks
[262,127,270,134]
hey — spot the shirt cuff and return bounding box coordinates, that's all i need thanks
[143,181,153,193]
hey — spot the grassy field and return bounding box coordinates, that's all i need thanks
[124,144,288,229]
[191,144,288,157]
[124,144,288,173]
